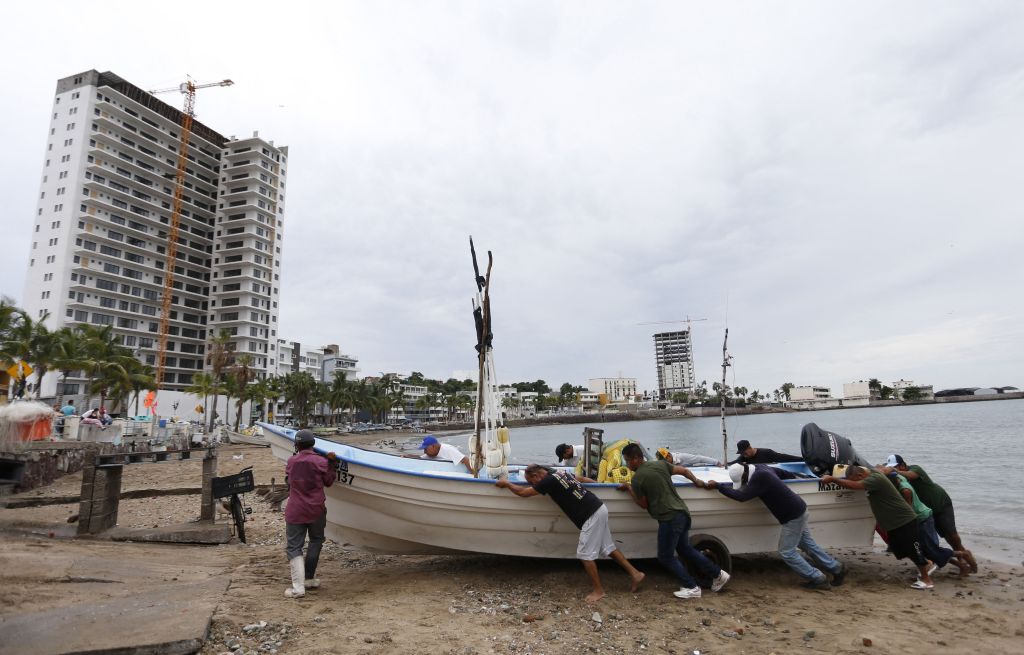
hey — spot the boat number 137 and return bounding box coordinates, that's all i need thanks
[335,461,355,485]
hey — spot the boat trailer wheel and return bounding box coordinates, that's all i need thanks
[690,534,732,586]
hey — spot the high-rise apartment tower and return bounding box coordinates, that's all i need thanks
[653,330,695,400]
[21,70,287,402]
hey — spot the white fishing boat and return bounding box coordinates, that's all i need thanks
[223,427,270,447]
[258,422,874,565]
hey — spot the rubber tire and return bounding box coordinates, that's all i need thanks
[690,534,731,588]
[230,495,246,544]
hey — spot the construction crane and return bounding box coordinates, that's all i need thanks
[636,316,708,332]
[148,78,233,393]
[638,316,707,402]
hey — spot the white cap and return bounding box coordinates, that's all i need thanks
[728,463,747,488]
[885,454,904,467]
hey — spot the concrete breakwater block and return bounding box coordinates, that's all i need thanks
[104,521,232,544]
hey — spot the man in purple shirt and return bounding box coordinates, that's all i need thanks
[284,430,336,598]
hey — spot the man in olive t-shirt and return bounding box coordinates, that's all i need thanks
[618,444,730,599]
[823,466,935,589]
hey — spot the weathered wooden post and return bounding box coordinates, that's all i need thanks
[200,448,218,522]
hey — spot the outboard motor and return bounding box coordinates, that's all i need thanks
[800,423,869,476]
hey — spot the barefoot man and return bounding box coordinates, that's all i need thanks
[496,465,644,602]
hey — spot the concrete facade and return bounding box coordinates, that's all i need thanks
[588,376,638,402]
[20,70,287,407]
[653,330,695,400]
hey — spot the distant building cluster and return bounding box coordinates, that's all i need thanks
[784,380,1019,410]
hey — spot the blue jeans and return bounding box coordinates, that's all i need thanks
[657,512,721,588]
[919,516,953,568]
[778,511,841,583]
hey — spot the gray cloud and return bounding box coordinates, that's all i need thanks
[2,1,1022,397]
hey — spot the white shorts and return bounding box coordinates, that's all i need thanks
[576,504,617,560]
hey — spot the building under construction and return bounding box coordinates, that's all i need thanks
[21,70,288,404]
[653,329,695,400]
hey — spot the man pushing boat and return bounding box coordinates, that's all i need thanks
[283,430,337,598]
[496,465,645,603]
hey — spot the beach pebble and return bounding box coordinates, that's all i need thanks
[862,637,873,647]
[592,612,603,623]
[721,630,741,639]
[803,630,816,641]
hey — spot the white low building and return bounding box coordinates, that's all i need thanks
[588,376,638,402]
[892,379,934,402]
[787,385,841,410]
[842,381,873,408]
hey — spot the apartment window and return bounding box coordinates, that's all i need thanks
[40,291,51,299]
[91,313,113,325]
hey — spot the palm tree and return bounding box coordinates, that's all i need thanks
[245,377,271,423]
[75,325,133,411]
[326,372,350,426]
[220,374,240,428]
[229,354,257,430]
[0,298,26,366]
[283,371,318,427]
[1,309,58,399]
[205,329,232,431]
[265,375,284,423]
[186,372,218,424]
[52,327,87,408]
[415,392,439,422]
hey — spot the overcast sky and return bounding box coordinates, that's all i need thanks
[2,1,1022,396]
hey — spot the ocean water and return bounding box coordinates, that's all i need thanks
[469,399,1024,548]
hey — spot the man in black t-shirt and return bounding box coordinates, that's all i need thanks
[727,439,804,466]
[496,465,645,603]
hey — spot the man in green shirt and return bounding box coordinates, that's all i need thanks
[822,466,936,589]
[617,443,730,599]
[885,454,976,573]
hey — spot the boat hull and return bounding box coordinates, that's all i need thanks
[261,423,874,559]
[224,429,270,447]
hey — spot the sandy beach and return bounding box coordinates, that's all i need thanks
[1,441,1022,655]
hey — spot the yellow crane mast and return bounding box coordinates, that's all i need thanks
[148,78,233,394]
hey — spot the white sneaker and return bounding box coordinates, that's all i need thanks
[673,586,702,599]
[304,578,321,589]
[711,570,731,592]
[284,587,305,598]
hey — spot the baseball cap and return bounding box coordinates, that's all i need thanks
[885,454,906,467]
[735,439,751,454]
[728,463,747,488]
[420,435,439,449]
[295,429,316,448]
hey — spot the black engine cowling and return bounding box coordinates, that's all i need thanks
[799,422,869,476]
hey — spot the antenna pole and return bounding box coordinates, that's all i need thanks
[721,328,729,464]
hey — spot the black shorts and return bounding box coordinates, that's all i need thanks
[887,520,928,566]
[932,504,957,541]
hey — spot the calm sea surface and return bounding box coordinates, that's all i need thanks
[457,399,1024,546]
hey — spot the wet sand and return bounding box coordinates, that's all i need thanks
[1,443,1022,654]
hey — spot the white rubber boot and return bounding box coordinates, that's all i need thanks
[284,557,305,598]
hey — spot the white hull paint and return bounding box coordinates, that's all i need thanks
[261,423,874,559]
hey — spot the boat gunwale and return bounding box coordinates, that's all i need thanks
[259,422,825,490]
